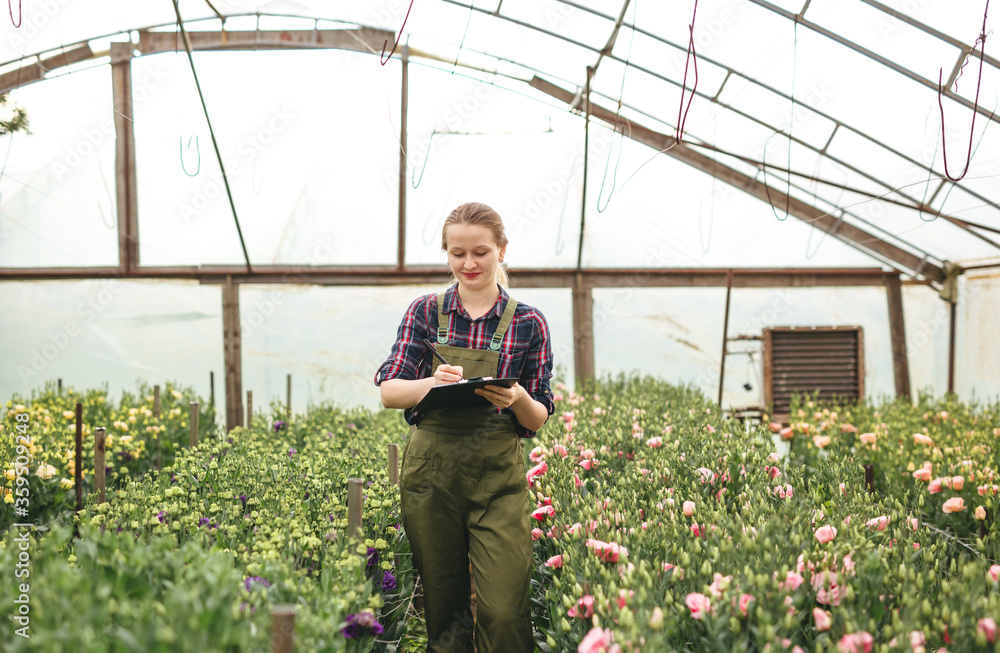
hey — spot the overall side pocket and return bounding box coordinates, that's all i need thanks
[484,452,527,497]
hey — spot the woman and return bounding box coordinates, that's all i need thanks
[375,202,554,653]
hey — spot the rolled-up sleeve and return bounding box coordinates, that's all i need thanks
[512,311,555,438]
[374,296,430,386]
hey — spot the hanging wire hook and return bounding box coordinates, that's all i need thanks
[179,135,201,177]
[676,0,700,143]
[381,0,416,66]
[411,129,436,189]
[8,0,21,28]
[936,0,991,183]
[924,98,997,221]
[761,130,789,221]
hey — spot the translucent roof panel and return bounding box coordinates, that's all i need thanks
[133,49,401,266]
[2,0,999,276]
[0,65,118,267]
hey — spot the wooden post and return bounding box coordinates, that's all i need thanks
[270,605,296,653]
[223,276,244,432]
[864,464,875,494]
[58,378,62,394]
[286,373,292,418]
[153,384,161,418]
[110,42,139,271]
[947,298,957,394]
[246,390,253,428]
[884,274,911,401]
[347,478,363,541]
[190,402,199,447]
[210,370,215,409]
[397,45,408,268]
[94,427,107,504]
[572,274,595,385]
[388,444,400,486]
[74,403,83,512]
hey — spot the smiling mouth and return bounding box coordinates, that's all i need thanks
[463,272,481,278]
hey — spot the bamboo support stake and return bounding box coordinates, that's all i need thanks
[388,444,399,486]
[74,403,83,512]
[247,390,253,428]
[190,402,199,447]
[271,605,296,653]
[94,427,106,504]
[347,478,363,541]
[58,378,62,394]
[286,373,292,418]
[210,371,215,409]
[153,385,161,418]
[864,464,875,494]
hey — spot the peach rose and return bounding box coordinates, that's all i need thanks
[866,515,889,531]
[928,478,943,494]
[779,427,794,440]
[942,497,965,513]
[912,467,932,482]
[859,432,877,446]
[682,500,695,517]
[913,433,934,446]
[813,435,832,449]
[975,506,987,520]
[950,475,964,491]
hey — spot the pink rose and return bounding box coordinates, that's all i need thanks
[979,617,997,644]
[578,459,594,471]
[773,484,794,500]
[866,515,889,531]
[836,632,873,653]
[738,593,754,617]
[950,475,964,491]
[908,516,919,531]
[779,426,794,440]
[909,631,926,647]
[767,466,782,479]
[574,474,582,488]
[561,411,575,423]
[683,500,696,517]
[531,528,544,540]
[814,525,838,544]
[545,555,563,569]
[913,433,934,446]
[567,595,594,619]
[769,422,783,433]
[577,626,611,653]
[942,497,965,513]
[988,564,1000,582]
[813,435,832,449]
[912,467,932,482]
[685,592,712,620]
[526,460,548,485]
[691,523,702,537]
[780,571,804,591]
[813,607,832,631]
[709,573,732,598]
[841,423,858,433]
[663,563,685,581]
[552,444,569,457]
[646,436,662,448]
[859,432,877,446]
[531,505,555,521]
[928,478,943,494]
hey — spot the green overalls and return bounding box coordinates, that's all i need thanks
[400,293,534,653]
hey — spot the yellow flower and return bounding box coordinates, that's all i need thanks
[171,390,183,400]
[60,478,74,490]
[3,492,13,504]
[4,469,15,482]
[14,404,26,414]
[63,410,75,419]
[36,463,57,480]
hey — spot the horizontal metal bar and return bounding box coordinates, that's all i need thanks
[137,27,394,56]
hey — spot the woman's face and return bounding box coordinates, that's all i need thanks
[444,223,505,294]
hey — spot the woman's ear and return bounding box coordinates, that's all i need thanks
[499,245,507,263]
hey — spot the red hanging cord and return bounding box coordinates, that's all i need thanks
[381,0,416,66]
[937,0,991,182]
[676,0,700,143]
[8,0,22,28]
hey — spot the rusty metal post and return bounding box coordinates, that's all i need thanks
[247,390,253,428]
[153,384,161,418]
[190,402,199,447]
[270,605,296,653]
[74,403,83,512]
[347,478,363,541]
[718,269,734,408]
[388,444,400,486]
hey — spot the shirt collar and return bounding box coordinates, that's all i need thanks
[443,283,508,320]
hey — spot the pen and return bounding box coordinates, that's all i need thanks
[422,338,453,367]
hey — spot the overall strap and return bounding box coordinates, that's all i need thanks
[489,297,519,351]
[436,293,448,344]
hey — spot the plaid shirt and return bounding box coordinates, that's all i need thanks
[374,284,554,438]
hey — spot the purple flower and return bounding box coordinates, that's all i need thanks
[288,448,297,457]
[381,570,397,593]
[346,423,356,429]
[156,510,166,523]
[199,517,210,527]
[366,547,378,568]
[239,494,247,509]
[244,576,271,593]
[341,612,384,639]
[273,421,286,432]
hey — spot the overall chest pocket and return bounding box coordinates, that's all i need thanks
[484,452,527,497]
[498,351,526,380]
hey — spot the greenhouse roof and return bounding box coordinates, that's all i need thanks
[1,0,998,284]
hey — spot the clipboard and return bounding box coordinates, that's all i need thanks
[413,377,519,412]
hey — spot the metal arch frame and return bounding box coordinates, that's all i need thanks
[0,11,983,276]
[549,0,1000,254]
[4,4,996,260]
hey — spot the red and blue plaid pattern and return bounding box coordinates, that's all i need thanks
[375,284,554,438]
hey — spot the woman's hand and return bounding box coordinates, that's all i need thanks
[475,382,525,409]
[433,364,464,385]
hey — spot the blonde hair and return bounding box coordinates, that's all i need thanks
[441,202,511,288]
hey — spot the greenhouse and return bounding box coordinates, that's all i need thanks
[1,1,999,652]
